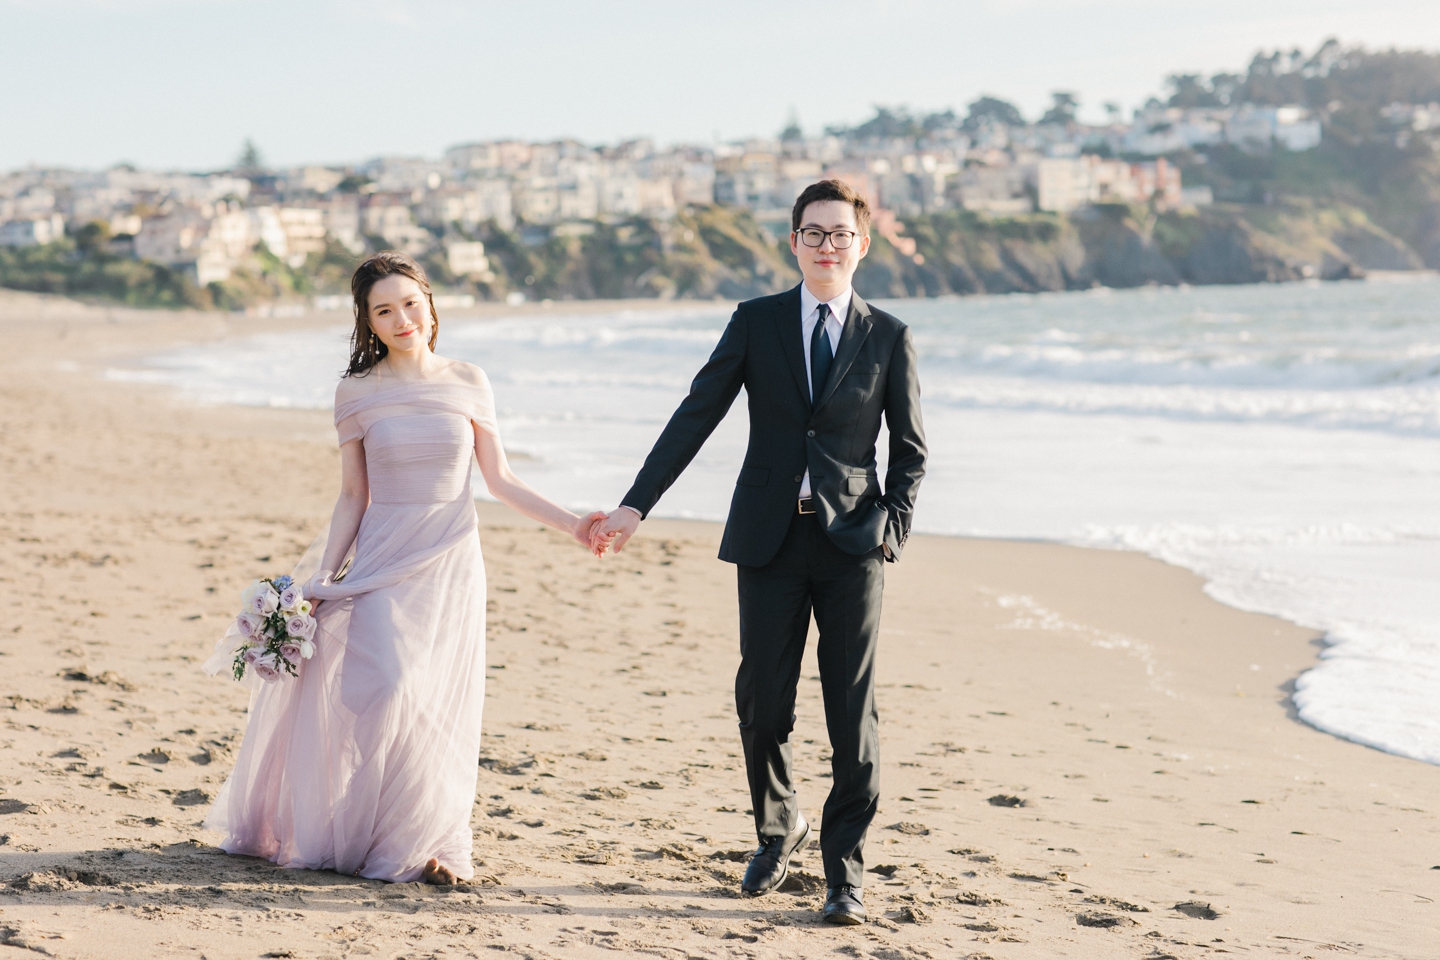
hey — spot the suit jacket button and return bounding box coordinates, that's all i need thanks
[806,429,816,437]
[794,475,803,483]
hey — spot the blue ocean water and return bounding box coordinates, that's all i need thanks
[108,274,1440,765]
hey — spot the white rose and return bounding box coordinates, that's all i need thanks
[299,639,316,660]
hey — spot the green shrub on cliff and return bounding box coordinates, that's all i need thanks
[0,236,210,308]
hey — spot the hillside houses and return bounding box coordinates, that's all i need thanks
[0,98,1346,289]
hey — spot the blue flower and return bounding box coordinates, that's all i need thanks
[273,575,294,590]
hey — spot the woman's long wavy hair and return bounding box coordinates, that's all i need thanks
[344,252,440,377]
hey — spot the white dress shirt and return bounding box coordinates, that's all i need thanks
[798,283,851,498]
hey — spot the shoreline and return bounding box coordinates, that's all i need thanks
[5,284,1423,763]
[2,290,1438,957]
[8,284,1403,765]
[9,263,1436,329]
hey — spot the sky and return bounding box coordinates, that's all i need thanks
[4,0,1440,172]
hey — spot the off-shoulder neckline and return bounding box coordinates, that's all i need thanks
[338,377,488,399]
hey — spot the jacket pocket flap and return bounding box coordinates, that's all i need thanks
[737,466,770,487]
[844,475,878,495]
[847,363,882,375]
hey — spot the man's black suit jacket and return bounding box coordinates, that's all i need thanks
[621,284,927,568]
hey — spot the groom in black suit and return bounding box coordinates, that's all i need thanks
[593,179,927,925]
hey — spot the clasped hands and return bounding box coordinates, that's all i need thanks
[569,507,640,558]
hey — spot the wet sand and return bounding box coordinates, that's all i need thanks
[0,289,1436,958]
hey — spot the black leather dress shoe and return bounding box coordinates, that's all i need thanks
[740,815,810,896]
[823,885,866,925]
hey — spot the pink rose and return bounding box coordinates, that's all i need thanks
[236,612,264,639]
[249,586,280,616]
[287,614,317,640]
[279,586,303,611]
[241,645,262,665]
[278,642,301,665]
[251,652,282,683]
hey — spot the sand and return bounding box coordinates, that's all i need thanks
[0,289,1436,959]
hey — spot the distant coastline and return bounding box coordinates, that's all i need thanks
[3,39,1437,308]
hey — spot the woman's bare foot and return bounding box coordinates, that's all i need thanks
[421,857,459,885]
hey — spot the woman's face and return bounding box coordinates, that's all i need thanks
[367,274,433,357]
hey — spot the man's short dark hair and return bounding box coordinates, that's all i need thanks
[791,179,871,236]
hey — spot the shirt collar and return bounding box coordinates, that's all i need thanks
[800,283,852,326]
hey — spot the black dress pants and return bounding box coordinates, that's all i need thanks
[735,509,885,889]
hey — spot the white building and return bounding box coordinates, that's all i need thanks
[134,212,206,263]
[0,214,65,246]
[1226,105,1322,153]
[445,240,490,278]
[1034,155,1182,212]
[208,208,254,260]
[248,207,291,259]
[469,179,515,229]
[12,186,57,218]
[321,198,362,253]
[597,175,642,216]
[1123,107,1228,156]
[956,164,1031,214]
[133,210,240,284]
[421,181,515,230]
[513,176,561,224]
[362,197,430,252]
[1034,157,1091,213]
[277,207,327,265]
[673,161,716,206]
[638,178,676,218]
[293,166,346,194]
[365,157,447,194]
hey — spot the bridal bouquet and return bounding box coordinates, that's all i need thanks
[228,575,318,683]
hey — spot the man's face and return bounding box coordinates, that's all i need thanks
[789,199,870,290]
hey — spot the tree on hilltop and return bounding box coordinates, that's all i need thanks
[963,96,1024,130]
[236,139,265,173]
[831,106,925,142]
[780,109,803,142]
[1040,91,1079,126]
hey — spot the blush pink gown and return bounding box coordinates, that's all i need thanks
[205,379,496,882]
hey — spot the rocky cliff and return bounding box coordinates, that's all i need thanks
[850,200,1423,298]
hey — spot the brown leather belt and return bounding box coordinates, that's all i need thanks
[797,497,816,515]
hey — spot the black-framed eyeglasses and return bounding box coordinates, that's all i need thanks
[797,227,858,249]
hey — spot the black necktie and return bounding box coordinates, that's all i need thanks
[810,303,834,405]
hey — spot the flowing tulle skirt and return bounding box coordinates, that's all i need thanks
[206,499,487,882]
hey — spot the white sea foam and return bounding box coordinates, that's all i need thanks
[108,275,1440,765]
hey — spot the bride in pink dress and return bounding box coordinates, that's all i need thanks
[204,252,606,884]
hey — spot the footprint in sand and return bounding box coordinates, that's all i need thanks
[1174,900,1220,919]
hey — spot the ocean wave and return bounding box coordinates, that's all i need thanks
[925,377,1440,434]
[106,277,1440,770]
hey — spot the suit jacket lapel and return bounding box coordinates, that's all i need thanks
[772,284,811,408]
[814,293,874,411]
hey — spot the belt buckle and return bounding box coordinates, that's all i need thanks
[797,498,816,515]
